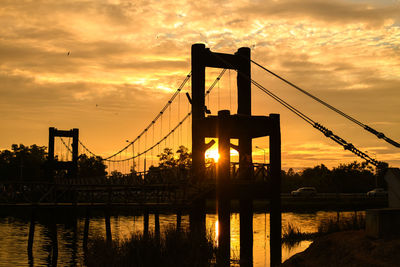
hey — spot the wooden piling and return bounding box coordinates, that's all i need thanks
[155,211,160,241]
[240,197,254,266]
[176,210,182,231]
[27,209,36,265]
[49,218,58,267]
[217,110,231,267]
[105,208,112,245]
[269,114,281,267]
[143,210,149,238]
[83,208,90,251]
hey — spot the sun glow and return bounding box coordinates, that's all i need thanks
[205,149,220,162]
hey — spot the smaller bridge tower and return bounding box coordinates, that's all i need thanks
[47,127,79,180]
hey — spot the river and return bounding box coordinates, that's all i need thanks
[0,210,362,266]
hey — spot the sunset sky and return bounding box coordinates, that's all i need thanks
[1,0,399,170]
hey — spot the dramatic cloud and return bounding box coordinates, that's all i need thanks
[0,0,399,169]
[241,0,400,27]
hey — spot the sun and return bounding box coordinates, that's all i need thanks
[205,148,220,162]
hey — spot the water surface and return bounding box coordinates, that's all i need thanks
[0,210,361,266]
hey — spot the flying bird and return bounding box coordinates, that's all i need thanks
[67,51,70,56]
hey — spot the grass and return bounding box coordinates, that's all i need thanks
[85,227,217,267]
[283,212,366,247]
[282,223,317,247]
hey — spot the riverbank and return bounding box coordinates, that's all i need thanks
[282,230,400,266]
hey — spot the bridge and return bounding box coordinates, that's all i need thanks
[1,44,398,266]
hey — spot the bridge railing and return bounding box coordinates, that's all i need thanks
[0,163,270,205]
[203,162,270,181]
[0,181,188,205]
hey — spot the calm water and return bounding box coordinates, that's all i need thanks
[0,210,362,267]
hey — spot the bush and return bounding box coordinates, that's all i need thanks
[85,227,216,267]
[282,223,316,247]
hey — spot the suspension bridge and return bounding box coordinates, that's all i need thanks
[49,46,396,178]
[1,44,398,266]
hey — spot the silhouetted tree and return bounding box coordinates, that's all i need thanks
[158,148,176,169]
[176,145,192,168]
[157,146,192,169]
[282,161,377,193]
[375,162,389,188]
[148,146,192,183]
[330,161,375,193]
[78,154,107,178]
[0,144,47,181]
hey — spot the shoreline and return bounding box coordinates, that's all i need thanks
[282,230,400,267]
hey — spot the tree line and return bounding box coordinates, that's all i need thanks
[281,161,387,193]
[0,144,107,181]
[0,144,388,193]
[0,144,192,182]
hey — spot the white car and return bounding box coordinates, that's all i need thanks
[291,187,317,197]
[367,188,387,197]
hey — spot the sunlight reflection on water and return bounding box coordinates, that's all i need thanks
[0,211,363,267]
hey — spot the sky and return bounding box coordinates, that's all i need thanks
[1,0,399,170]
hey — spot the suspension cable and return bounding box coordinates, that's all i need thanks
[78,72,192,159]
[251,59,400,148]
[60,137,73,154]
[211,52,385,167]
[251,79,315,125]
[79,140,97,157]
[106,112,192,162]
[254,80,383,167]
[104,72,192,159]
[99,70,226,163]
[94,69,226,162]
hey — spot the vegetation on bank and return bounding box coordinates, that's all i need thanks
[0,144,107,181]
[317,212,365,234]
[281,161,388,193]
[85,228,216,267]
[282,223,317,246]
[0,143,388,194]
[283,213,366,246]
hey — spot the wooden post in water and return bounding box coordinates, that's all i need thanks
[83,208,90,251]
[143,209,149,238]
[133,215,137,233]
[27,209,36,265]
[269,114,281,267]
[105,208,112,245]
[50,218,58,267]
[176,210,182,231]
[189,199,206,235]
[70,211,78,266]
[237,46,254,267]
[217,110,231,266]
[190,43,207,236]
[155,211,160,241]
[240,195,253,266]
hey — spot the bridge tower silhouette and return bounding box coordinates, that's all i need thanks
[47,127,79,180]
[191,43,282,266]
